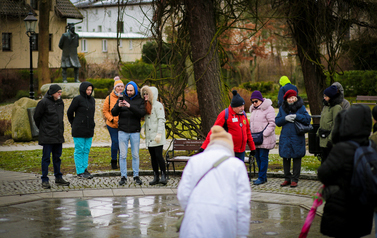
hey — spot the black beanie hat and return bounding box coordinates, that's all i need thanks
[323,85,338,99]
[231,90,245,107]
[48,84,62,95]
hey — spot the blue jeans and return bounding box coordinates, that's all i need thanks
[255,148,269,181]
[41,144,63,182]
[119,131,140,178]
[73,137,93,175]
[235,151,245,162]
[107,125,119,161]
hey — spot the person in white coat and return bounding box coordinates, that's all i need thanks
[249,90,276,185]
[177,125,251,238]
[140,86,167,185]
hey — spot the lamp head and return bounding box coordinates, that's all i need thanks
[24,12,37,35]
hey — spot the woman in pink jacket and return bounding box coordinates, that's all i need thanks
[249,91,276,185]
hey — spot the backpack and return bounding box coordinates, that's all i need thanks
[348,140,377,208]
[223,108,247,132]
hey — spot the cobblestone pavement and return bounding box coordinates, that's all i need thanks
[0,171,323,198]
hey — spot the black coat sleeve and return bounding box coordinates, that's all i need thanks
[33,100,45,129]
[111,99,121,116]
[67,97,79,125]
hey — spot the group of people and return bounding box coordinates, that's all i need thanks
[33,76,376,238]
[34,77,167,188]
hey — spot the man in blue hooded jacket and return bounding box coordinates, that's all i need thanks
[278,76,298,108]
[112,81,146,185]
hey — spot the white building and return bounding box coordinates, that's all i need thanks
[68,0,153,63]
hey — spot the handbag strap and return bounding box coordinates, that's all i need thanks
[262,123,269,132]
[194,155,231,187]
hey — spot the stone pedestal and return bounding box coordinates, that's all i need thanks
[40,82,94,99]
[11,98,38,142]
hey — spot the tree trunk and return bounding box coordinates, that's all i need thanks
[37,0,51,88]
[185,0,228,136]
[287,0,326,122]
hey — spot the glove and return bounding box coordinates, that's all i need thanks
[140,127,145,138]
[250,150,256,156]
[285,114,296,123]
[154,133,162,143]
[196,148,204,154]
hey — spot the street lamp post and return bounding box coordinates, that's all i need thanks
[24,12,37,99]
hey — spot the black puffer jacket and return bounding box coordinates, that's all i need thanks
[67,82,95,138]
[111,92,146,133]
[33,92,65,145]
[317,104,375,237]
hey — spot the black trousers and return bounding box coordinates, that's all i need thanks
[282,157,302,183]
[148,146,166,174]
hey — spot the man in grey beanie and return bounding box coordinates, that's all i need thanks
[34,84,70,189]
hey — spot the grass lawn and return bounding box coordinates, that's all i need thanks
[0,147,321,176]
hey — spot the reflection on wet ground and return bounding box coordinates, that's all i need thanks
[0,195,374,237]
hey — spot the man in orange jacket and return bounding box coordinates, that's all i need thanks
[200,90,256,161]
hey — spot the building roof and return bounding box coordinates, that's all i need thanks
[74,0,152,8]
[0,0,82,19]
[0,0,35,18]
[55,0,83,19]
[77,32,152,39]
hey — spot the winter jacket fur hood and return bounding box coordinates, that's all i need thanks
[67,81,96,138]
[275,96,311,158]
[249,99,276,150]
[140,86,166,147]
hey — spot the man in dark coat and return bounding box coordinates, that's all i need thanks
[318,104,375,237]
[112,81,146,186]
[59,23,81,83]
[33,84,70,189]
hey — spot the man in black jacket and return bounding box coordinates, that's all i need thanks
[34,84,70,189]
[112,81,146,185]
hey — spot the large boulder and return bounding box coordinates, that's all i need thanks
[40,83,94,99]
[11,97,38,142]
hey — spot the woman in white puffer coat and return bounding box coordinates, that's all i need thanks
[140,86,167,185]
[249,90,276,185]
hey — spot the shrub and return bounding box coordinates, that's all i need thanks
[94,88,109,99]
[15,90,30,99]
[0,119,11,137]
[335,71,377,96]
[120,61,170,80]
[240,81,275,94]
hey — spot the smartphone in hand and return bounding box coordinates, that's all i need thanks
[119,95,124,101]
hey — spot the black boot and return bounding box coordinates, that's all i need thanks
[111,160,118,169]
[159,171,167,185]
[149,172,159,185]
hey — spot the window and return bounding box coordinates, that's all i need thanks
[102,39,107,52]
[92,29,95,32]
[117,21,124,33]
[81,39,87,52]
[108,28,111,32]
[31,34,38,51]
[119,39,122,48]
[130,27,132,32]
[31,0,38,10]
[2,33,11,51]
[49,34,52,51]
[77,26,82,32]
[129,40,133,50]
[98,25,102,32]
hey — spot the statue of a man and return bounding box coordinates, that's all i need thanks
[59,23,81,83]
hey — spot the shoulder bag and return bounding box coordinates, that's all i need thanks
[294,121,313,135]
[252,124,269,145]
[175,155,231,232]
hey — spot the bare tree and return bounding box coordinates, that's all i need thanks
[37,0,51,87]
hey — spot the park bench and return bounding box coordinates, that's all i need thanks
[165,139,256,179]
[353,95,377,105]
